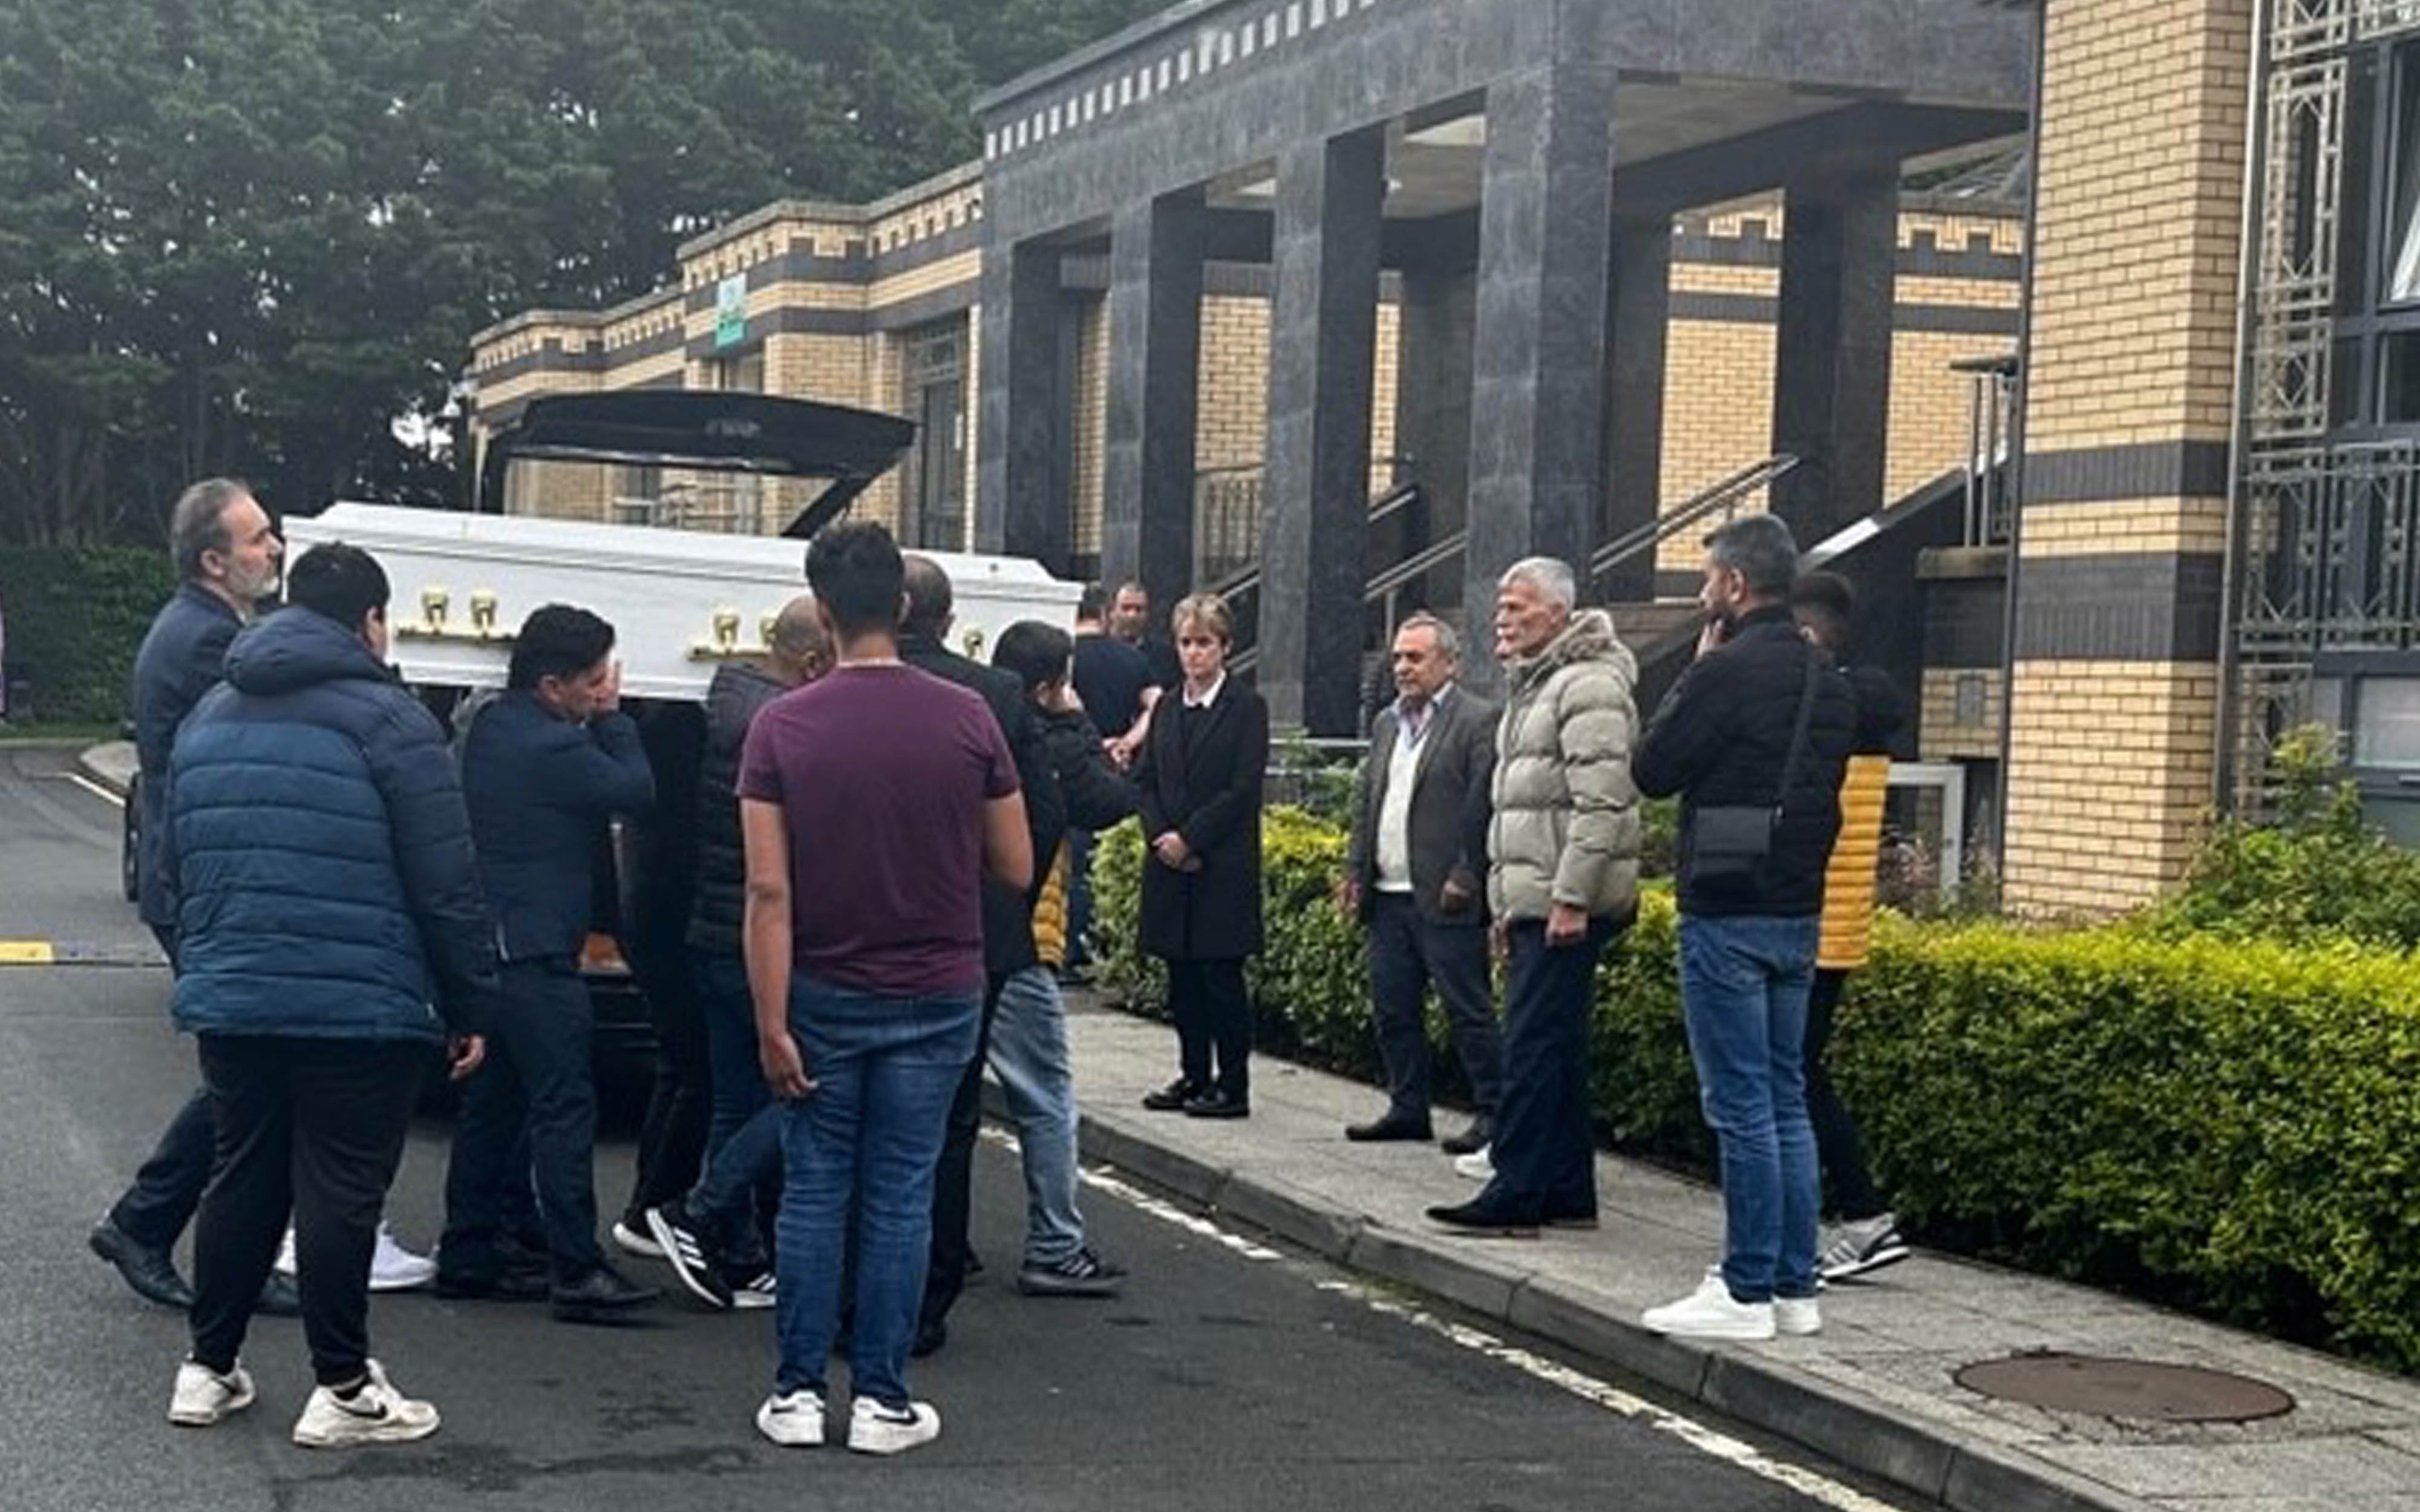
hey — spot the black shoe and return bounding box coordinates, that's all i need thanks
[910,1317,947,1358]
[1018,1246,1127,1299]
[255,1271,302,1317]
[1346,1112,1433,1143]
[646,1202,732,1311]
[551,1264,660,1324]
[88,1216,192,1310]
[1140,1078,1202,1112]
[434,1263,551,1302]
[1425,1196,1542,1239]
[1440,1116,1494,1156]
[1181,1090,1249,1120]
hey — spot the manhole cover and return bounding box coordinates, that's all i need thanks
[1955,1353,2296,1424]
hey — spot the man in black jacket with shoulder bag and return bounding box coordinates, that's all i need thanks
[1632,515,1854,1343]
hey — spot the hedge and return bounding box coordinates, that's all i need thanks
[1091,810,2420,1373]
[0,547,175,723]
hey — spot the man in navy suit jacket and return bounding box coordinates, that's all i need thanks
[439,604,660,1323]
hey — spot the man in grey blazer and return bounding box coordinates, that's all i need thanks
[1339,614,1503,1155]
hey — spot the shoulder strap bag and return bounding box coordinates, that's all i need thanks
[1688,644,1820,885]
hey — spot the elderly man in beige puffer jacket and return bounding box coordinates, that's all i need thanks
[1427,556,1639,1238]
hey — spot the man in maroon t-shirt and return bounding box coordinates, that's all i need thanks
[736,522,1029,1458]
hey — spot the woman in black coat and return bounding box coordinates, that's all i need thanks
[1133,593,1268,1119]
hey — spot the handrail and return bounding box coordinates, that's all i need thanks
[1210,476,1425,601]
[1225,452,1798,680]
[1589,454,1799,578]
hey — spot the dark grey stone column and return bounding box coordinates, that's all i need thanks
[1258,129,1385,736]
[1102,190,1206,610]
[1771,168,1898,549]
[1463,62,1618,663]
[1598,213,1670,604]
[1392,268,1477,612]
[975,238,1062,558]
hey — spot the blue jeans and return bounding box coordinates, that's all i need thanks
[1067,829,1095,966]
[1485,917,1614,1216]
[774,976,979,1408]
[688,950,776,1263]
[987,966,1085,1268]
[1678,915,1822,1305]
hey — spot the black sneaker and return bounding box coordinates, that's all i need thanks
[1140,1078,1202,1112]
[90,1216,193,1311]
[255,1271,302,1318]
[645,1203,733,1311]
[1425,1195,1542,1239]
[1818,1214,1911,1282]
[1018,1247,1128,1299]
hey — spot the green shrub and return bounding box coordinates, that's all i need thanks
[0,547,175,723]
[1093,804,2420,1373]
[2153,724,2420,949]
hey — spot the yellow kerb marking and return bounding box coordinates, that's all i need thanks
[0,942,56,965]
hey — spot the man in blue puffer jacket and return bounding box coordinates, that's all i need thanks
[159,543,495,1448]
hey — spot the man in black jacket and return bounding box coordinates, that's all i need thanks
[898,556,1064,1354]
[1633,515,1854,1343]
[1339,613,1502,1156]
[646,597,827,1311]
[91,478,298,1316]
[439,605,659,1323]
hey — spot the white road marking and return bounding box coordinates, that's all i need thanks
[1006,1124,1909,1511]
[58,772,125,809]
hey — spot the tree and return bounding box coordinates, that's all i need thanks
[0,0,1169,546]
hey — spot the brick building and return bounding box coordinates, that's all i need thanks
[478,0,2402,914]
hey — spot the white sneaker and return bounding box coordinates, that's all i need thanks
[846,1395,941,1455]
[611,1220,666,1260]
[1453,1145,1494,1182]
[272,1223,437,1291]
[1774,1296,1822,1337]
[168,1361,257,1426]
[1641,1274,1777,1341]
[731,1271,777,1311]
[371,1226,439,1292]
[290,1359,440,1447]
[756,1389,825,1447]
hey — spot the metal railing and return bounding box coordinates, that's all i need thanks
[1953,354,2018,547]
[1227,454,1799,677]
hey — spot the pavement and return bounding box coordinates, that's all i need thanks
[74,740,2420,1508]
[1045,997,2420,1512]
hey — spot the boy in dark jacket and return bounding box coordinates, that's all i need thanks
[439,604,659,1322]
[161,544,492,1446]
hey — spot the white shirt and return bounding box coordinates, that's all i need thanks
[1373,687,1450,893]
[1182,671,1227,710]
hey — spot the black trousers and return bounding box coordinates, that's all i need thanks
[189,1035,422,1386]
[1367,893,1503,1121]
[1488,918,1615,1213]
[110,924,214,1251]
[623,946,711,1227]
[1166,957,1251,1102]
[1805,968,1885,1220]
[441,957,603,1282]
[920,974,1004,1334]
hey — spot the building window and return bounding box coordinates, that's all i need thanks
[901,321,968,550]
[2392,47,2420,304]
[2355,677,2420,767]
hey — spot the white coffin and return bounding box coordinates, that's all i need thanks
[287,502,1081,701]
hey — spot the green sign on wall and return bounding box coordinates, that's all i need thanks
[715,274,747,350]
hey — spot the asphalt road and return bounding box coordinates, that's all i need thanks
[0,743,1911,1512]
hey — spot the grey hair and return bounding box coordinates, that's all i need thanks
[168,478,254,581]
[1395,611,1460,661]
[1703,513,1800,598]
[1499,556,1577,611]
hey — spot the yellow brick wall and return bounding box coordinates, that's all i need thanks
[1073,298,1110,556]
[2003,660,2219,914]
[1197,295,1271,473]
[2022,0,2250,452]
[1918,667,2006,762]
[2001,0,2248,916]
